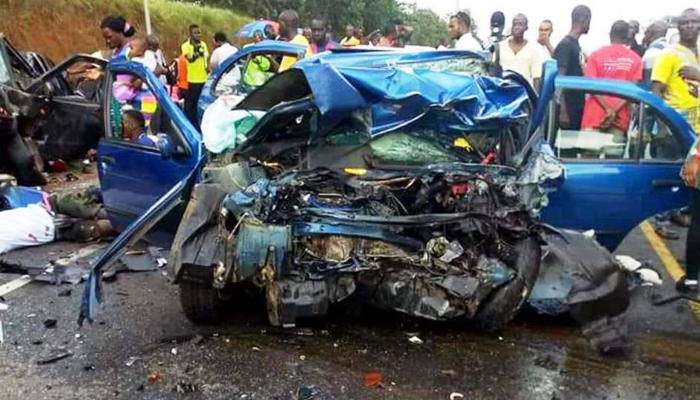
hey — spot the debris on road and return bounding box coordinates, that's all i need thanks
[125,356,140,367]
[148,371,163,384]
[450,393,465,400]
[294,385,320,400]
[171,347,178,355]
[364,371,384,388]
[0,303,8,311]
[529,230,632,353]
[174,381,198,394]
[36,351,73,365]
[57,288,72,297]
[408,336,424,345]
[43,318,57,329]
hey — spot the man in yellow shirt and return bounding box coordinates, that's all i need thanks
[278,10,312,72]
[652,9,700,133]
[181,24,209,125]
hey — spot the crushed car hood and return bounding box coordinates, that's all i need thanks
[237,51,531,146]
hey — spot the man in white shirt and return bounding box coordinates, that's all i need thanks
[499,14,543,88]
[448,12,483,52]
[537,20,555,60]
[209,32,238,71]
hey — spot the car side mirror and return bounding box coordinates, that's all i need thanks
[156,133,175,160]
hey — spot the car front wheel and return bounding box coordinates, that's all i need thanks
[179,269,223,324]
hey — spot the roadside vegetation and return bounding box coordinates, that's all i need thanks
[0,0,250,62]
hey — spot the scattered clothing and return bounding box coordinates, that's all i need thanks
[0,203,54,255]
[581,44,642,132]
[280,34,312,72]
[210,42,238,71]
[499,39,543,85]
[554,35,585,130]
[651,44,700,132]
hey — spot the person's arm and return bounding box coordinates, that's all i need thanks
[554,42,571,126]
[684,139,700,187]
[680,66,700,81]
[182,43,197,63]
[651,53,674,99]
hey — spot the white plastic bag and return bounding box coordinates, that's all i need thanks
[0,204,55,255]
[201,96,265,154]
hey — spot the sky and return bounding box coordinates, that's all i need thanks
[410,0,698,52]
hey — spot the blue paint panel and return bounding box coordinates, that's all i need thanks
[97,61,203,244]
[542,76,695,250]
[234,221,292,279]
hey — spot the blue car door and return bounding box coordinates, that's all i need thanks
[541,77,695,250]
[197,41,307,124]
[97,61,203,245]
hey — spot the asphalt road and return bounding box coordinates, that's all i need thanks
[0,224,699,400]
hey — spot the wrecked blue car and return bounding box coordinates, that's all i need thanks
[82,50,694,351]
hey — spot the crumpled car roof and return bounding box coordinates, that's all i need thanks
[245,51,532,137]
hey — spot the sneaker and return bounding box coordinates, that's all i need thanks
[655,225,680,240]
[670,210,691,228]
[676,276,699,293]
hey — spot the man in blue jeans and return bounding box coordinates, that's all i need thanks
[679,136,700,293]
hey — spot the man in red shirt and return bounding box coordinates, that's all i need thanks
[581,20,643,134]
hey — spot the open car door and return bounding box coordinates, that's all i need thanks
[97,61,203,246]
[24,54,108,161]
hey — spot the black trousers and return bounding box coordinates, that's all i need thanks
[184,83,204,127]
[687,188,700,280]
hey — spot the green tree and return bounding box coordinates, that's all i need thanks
[362,0,404,36]
[406,8,447,47]
[178,0,407,39]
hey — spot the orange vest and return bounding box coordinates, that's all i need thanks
[177,54,189,90]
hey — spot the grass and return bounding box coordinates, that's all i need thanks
[0,0,251,61]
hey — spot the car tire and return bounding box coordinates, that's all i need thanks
[473,236,541,332]
[179,272,223,324]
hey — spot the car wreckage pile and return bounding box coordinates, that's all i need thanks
[82,53,648,353]
[219,163,540,329]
